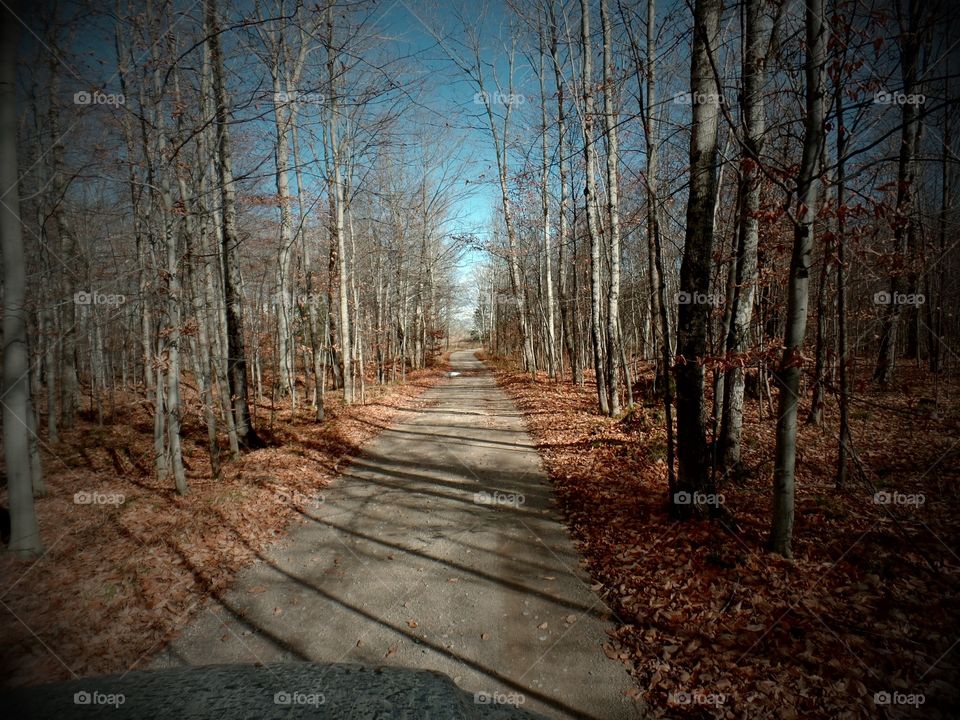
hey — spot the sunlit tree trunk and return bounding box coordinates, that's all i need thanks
[581,0,609,415]
[538,28,558,380]
[548,2,580,384]
[326,4,354,404]
[719,0,769,471]
[601,0,623,415]
[647,6,667,378]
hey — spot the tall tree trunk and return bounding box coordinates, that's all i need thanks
[929,80,949,374]
[478,62,535,374]
[873,0,923,385]
[46,61,79,429]
[720,0,769,470]
[150,20,188,494]
[581,0,609,415]
[549,2,580,384]
[272,75,297,403]
[199,33,239,456]
[173,69,220,481]
[835,62,850,487]
[674,0,722,512]
[808,133,834,426]
[807,232,830,425]
[114,16,153,395]
[300,144,325,419]
[644,0,664,380]
[539,28,558,380]
[601,0,623,415]
[619,0,667,392]
[640,0,676,495]
[327,6,353,404]
[770,0,826,556]
[1,6,43,556]
[263,17,310,405]
[206,0,260,449]
[326,186,342,390]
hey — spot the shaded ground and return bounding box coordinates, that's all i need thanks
[153,351,643,719]
[0,365,446,689]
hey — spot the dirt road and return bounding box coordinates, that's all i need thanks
[153,350,643,719]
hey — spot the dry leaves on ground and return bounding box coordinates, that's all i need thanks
[491,357,959,719]
[0,365,447,689]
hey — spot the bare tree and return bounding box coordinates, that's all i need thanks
[601,0,623,415]
[873,0,925,385]
[206,0,260,449]
[674,0,722,512]
[253,0,316,405]
[547,0,581,384]
[537,23,558,380]
[324,1,354,404]
[1,3,43,556]
[581,0,609,415]
[718,0,771,472]
[770,0,827,557]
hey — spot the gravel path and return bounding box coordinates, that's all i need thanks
[153,350,644,719]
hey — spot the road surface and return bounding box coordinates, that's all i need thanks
[153,350,643,719]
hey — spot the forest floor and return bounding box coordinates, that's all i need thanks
[486,354,960,719]
[0,361,449,690]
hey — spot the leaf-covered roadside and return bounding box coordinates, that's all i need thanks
[489,358,959,719]
[0,365,447,689]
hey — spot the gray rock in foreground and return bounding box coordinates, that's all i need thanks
[3,662,548,720]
